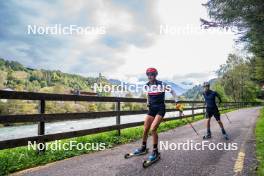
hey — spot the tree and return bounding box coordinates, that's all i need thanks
[0,59,6,69]
[6,60,25,71]
[212,81,230,101]
[217,53,260,101]
[30,70,43,81]
[201,0,264,83]
[0,71,7,89]
[255,57,264,82]
[27,80,41,92]
[122,92,134,110]
[53,84,66,93]
[51,72,60,82]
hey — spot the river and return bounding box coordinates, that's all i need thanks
[0,109,203,141]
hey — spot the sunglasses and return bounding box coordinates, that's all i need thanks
[146,73,156,77]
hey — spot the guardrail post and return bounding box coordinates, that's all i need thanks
[38,99,45,154]
[116,100,121,136]
[191,103,194,120]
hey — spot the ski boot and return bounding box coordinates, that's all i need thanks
[143,151,161,168]
[124,147,148,159]
[203,133,211,140]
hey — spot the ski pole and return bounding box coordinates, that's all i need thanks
[184,117,199,136]
[220,104,231,124]
[224,113,231,124]
[177,104,199,136]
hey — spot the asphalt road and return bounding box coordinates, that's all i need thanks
[13,107,261,176]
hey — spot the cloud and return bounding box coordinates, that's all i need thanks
[0,0,159,75]
[0,0,236,84]
[172,71,216,85]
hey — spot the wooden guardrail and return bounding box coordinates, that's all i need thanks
[0,90,261,151]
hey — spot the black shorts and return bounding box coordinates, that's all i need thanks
[206,107,220,121]
[148,105,166,118]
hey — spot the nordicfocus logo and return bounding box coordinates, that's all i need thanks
[28,140,106,151]
[160,140,238,151]
[159,24,233,36]
[92,82,172,93]
[27,24,106,35]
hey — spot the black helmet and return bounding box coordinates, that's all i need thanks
[203,82,210,87]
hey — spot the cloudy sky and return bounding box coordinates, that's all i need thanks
[0,0,236,85]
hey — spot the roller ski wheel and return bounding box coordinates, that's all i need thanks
[143,152,160,168]
[203,134,211,140]
[223,134,229,140]
[124,148,148,159]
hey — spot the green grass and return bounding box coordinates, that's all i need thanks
[256,107,264,175]
[0,109,235,176]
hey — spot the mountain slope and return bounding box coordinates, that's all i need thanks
[108,79,188,96]
[182,78,218,100]
[0,58,108,94]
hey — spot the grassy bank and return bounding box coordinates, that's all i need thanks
[0,109,235,175]
[256,107,264,175]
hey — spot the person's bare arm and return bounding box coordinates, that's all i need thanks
[170,88,179,103]
[164,83,179,103]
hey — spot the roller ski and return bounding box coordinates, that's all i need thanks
[203,133,211,140]
[143,151,161,168]
[124,147,148,159]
